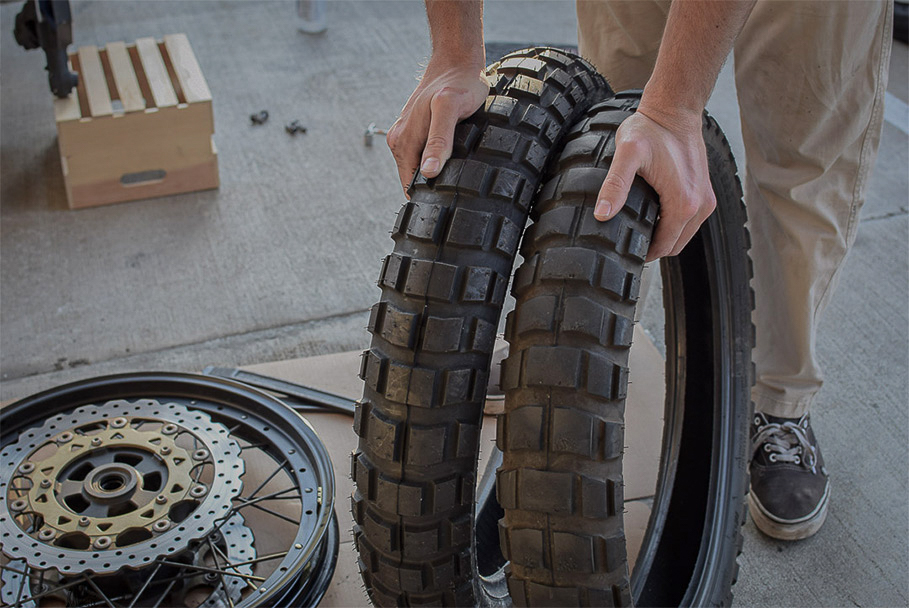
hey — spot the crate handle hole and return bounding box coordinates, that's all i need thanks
[121,169,166,186]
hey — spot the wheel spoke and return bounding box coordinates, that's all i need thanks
[222,550,288,569]
[154,559,267,582]
[1,563,93,605]
[236,500,300,526]
[244,458,289,501]
[126,561,162,608]
[209,539,260,592]
[207,537,237,608]
[237,485,299,505]
[149,578,178,608]
[239,442,269,451]
[81,574,118,608]
[73,594,134,608]
[80,501,110,517]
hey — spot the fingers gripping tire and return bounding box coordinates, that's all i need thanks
[499,93,754,607]
[352,48,611,607]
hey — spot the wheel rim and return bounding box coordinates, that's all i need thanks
[0,373,338,608]
[474,448,509,603]
[631,203,749,606]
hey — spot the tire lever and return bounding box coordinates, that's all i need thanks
[202,366,357,416]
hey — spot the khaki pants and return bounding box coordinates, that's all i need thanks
[577,0,893,418]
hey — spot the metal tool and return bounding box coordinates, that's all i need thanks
[250,110,269,125]
[286,120,308,135]
[13,0,79,97]
[202,366,357,416]
[364,122,387,147]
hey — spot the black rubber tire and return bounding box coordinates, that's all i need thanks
[351,48,611,607]
[895,0,908,44]
[498,92,754,607]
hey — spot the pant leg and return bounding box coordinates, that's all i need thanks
[734,0,893,418]
[576,0,670,91]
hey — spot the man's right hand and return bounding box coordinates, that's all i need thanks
[386,59,489,198]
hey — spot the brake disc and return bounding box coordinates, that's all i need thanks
[1,512,255,608]
[171,512,256,608]
[0,513,256,608]
[0,399,242,575]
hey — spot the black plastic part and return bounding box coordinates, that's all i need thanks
[202,366,357,416]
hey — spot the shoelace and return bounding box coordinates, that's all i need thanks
[752,415,819,473]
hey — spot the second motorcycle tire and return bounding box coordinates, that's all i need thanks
[499,92,754,607]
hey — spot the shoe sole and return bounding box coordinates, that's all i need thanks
[748,483,830,541]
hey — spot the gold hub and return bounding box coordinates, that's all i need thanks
[12,416,210,548]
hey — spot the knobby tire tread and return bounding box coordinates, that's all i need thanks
[498,94,654,608]
[352,48,611,607]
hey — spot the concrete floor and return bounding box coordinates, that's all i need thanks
[1,1,907,606]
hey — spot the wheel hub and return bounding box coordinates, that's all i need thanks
[82,462,139,501]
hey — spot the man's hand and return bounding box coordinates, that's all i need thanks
[594,105,715,261]
[386,61,489,198]
[592,0,755,261]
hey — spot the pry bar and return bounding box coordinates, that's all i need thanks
[202,366,357,417]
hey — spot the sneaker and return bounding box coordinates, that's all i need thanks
[748,412,830,540]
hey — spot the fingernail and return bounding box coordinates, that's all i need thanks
[421,157,440,176]
[594,199,612,220]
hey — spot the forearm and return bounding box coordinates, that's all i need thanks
[425,0,485,68]
[641,0,756,120]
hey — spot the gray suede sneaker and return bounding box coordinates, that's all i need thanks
[748,412,830,540]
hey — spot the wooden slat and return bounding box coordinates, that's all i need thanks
[105,41,145,112]
[135,37,178,108]
[163,34,211,103]
[54,55,83,122]
[54,94,82,123]
[76,46,113,117]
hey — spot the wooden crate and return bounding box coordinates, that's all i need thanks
[54,33,218,209]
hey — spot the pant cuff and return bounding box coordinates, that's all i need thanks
[752,387,816,419]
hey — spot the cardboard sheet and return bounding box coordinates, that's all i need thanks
[245,323,665,602]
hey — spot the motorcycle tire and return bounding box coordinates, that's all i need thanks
[351,47,611,607]
[498,92,754,607]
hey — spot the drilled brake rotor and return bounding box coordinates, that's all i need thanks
[0,399,243,575]
[1,511,255,608]
[190,513,257,608]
